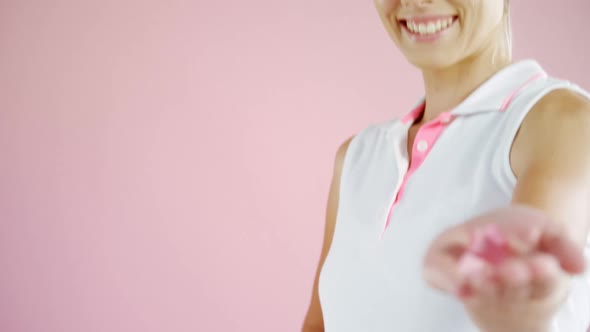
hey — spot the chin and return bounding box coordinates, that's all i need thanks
[405,52,460,71]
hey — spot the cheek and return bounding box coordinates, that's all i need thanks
[464,8,503,46]
[464,0,504,36]
[374,0,401,39]
[374,0,398,14]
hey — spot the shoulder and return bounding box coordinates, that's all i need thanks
[520,88,590,149]
[523,88,590,137]
[334,136,355,175]
[353,118,400,143]
[511,88,590,178]
[331,120,394,176]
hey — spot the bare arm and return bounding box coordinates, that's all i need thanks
[510,88,590,247]
[422,89,590,332]
[301,137,353,332]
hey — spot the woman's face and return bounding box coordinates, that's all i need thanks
[374,0,506,69]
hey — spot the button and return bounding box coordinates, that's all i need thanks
[417,140,429,152]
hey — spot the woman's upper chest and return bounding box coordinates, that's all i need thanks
[406,118,526,177]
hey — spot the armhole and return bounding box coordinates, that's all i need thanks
[337,123,385,198]
[334,122,388,230]
[328,128,365,247]
[495,79,581,190]
[336,135,357,206]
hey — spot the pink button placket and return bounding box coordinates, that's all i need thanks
[379,71,547,240]
[380,110,455,239]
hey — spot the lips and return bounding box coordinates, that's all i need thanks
[398,15,458,36]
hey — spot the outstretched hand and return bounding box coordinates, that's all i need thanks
[422,205,586,332]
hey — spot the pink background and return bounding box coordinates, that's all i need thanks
[1,1,589,331]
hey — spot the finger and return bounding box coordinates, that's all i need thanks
[423,227,473,293]
[461,267,498,305]
[469,206,585,274]
[468,206,547,255]
[494,257,532,300]
[456,253,488,299]
[423,246,464,294]
[528,253,563,300]
[464,258,535,306]
[538,224,585,274]
[431,225,472,252]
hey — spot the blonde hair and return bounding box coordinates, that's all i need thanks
[505,1,512,58]
[493,1,512,64]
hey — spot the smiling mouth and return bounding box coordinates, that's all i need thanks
[398,16,459,36]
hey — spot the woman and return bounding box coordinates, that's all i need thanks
[302,0,590,331]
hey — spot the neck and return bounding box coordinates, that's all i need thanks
[420,47,512,123]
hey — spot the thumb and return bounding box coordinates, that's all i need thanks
[538,223,586,274]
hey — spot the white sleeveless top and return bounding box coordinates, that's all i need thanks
[318,60,590,332]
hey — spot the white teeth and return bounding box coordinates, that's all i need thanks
[405,17,455,35]
[418,23,426,34]
[427,22,436,33]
